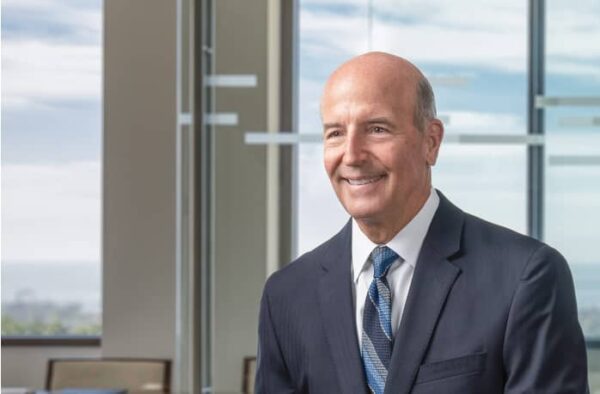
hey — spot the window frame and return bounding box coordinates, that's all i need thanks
[1,1,103,345]
[1,336,101,347]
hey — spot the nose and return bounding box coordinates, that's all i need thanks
[342,130,367,166]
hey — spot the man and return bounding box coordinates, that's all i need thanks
[256,52,589,393]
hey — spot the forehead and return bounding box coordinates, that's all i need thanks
[320,72,415,121]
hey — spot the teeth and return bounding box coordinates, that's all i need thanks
[347,176,382,185]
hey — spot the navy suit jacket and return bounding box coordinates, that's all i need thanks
[256,192,589,393]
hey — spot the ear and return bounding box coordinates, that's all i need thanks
[424,119,444,166]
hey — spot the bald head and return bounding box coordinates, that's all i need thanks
[321,52,444,242]
[321,52,436,131]
[325,52,423,88]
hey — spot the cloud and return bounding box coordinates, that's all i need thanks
[295,141,527,255]
[2,39,101,108]
[1,2,103,262]
[370,23,526,73]
[546,60,600,80]
[1,0,102,108]
[1,0,101,44]
[298,71,527,135]
[295,142,530,254]
[545,133,600,155]
[545,189,600,265]
[442,111,524,133]
[301,10,369,57]
[300,1,600,79]
[295,128,600,263]
[297,145,348,255]
[1,161,101,263]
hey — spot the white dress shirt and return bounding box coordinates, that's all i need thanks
[352,188,440,348]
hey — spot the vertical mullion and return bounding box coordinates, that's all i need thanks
[280,0,297,264]
[528,0,545,240]
[290,0,300,260]
[196,0,214,391]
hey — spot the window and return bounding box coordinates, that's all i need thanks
[183,0,599,391]
[544,0,600,339]
[297,0,528,255]
[296,0,600,341]
[1,0,103,337]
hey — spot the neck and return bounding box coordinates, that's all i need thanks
[355,187,431,244]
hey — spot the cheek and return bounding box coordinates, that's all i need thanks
[387,152,424,180]
[323,149,339,177]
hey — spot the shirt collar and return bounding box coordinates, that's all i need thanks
[352,188,440,283]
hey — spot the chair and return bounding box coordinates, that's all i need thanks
[242,356,256,394]
[46,358,171,393]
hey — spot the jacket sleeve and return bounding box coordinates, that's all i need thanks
[503,244,589,393]
[255,282,297,394]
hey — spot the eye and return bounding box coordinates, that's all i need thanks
[371,126,387,134]
[326,130,342,139]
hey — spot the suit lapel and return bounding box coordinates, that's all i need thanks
[384,191,465,394]
[318,221,368,394]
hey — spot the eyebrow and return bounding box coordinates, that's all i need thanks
[365,117,395,127]
[322,122,343,130]
[322,117,396,131]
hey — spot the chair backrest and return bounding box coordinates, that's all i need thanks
[46,358,171,393]
[243,356,256,394]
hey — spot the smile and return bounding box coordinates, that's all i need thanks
[345,175,384,186]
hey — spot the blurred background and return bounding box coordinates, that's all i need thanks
[1,0,599,393]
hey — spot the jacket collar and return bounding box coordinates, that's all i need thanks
[318,190,465,394]
[318,220,368,393]
[385,190,464,393]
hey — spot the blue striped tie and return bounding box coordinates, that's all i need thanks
[361,246,399,394]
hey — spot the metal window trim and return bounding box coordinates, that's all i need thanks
[243,132,547,146]
[535,95,600,108]
[1,336,101,347]
[527,0,545,241]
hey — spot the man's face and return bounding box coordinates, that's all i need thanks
[321,71,437,224]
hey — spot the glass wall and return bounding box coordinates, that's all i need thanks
[192,1,291,392]
[545,0,600,339]
[1,0,102,336]
[297,0,600,340]
[192,0,599,391]
[297,0,529,256]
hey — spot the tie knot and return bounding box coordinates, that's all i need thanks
[370,246,399,278]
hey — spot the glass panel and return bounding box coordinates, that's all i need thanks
[371,0,527,137]
[546,0,600,388]
[297,0,528,255]
[201,1,282,392]
[198,0,597,391]
[545,0,600,345]
[434,145,527,232]
[297,0,370,254]
[1,0,102,336]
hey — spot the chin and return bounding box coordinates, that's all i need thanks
[343,203,382,221]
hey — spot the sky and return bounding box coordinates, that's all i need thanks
[296,0,600,265]
[1,0,102,263]
[1,0,599,266]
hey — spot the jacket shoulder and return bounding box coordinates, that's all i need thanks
[461,212,565,276]
[263,230,341,298]
[463,212,540,248]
